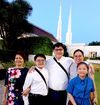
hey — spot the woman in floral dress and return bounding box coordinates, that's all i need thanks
[2,51,28,105]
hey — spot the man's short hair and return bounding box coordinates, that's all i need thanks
[34,54,46,61]
[53,42,65,50]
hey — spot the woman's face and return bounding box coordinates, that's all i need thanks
[74,51,84,64]
[15,54,24,67]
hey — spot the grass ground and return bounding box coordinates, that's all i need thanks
[93,64,100,104]
[95,71,100,105]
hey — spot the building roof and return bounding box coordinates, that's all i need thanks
[32,25,58,43]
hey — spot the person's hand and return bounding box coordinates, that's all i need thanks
[2,97,6,105]
[22,87,30,96]
[73,103,77,105]
[93,98,98,105]
[29,66,35,73]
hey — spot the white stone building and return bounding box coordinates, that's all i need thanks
[56,3,100,58]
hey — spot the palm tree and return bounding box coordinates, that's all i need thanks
[0,0,9,49]
[0,0,33,49]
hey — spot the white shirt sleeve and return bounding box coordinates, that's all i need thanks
[23,96,29,105]
[23,71,34,105]
[67,58,77,79]
[23,71,34,91]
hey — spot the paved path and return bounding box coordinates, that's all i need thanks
[0,80,4,105]
[87,59,100,64]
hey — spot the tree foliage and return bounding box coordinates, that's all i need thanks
[0,0,33,49]
[12,37,53,55]
[88,41,100,46]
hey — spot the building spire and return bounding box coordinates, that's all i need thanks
[65,6,72,45]
[56,0,62,42]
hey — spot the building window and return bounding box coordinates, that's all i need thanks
[89,51,97,58]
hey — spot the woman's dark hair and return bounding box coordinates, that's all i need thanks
[77,62,89,70]
[73,49,84,56]
[34,54,46,61]
[15,51,27,61]
[63,45,69,57]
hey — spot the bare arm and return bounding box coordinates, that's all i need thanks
[22,87,30,96]
[68,93,77,105]
[23,71,34,96]
[2,86,8,105]
[89,64,95,80]
[89,64,98,104]
[90,92,95,101]
[93,78,98,104]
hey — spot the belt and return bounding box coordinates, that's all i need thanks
[29,93,43,97]
[49,88,66,93]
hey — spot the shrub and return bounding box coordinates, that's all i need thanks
[0,61,35,70]
[11,37,53,55]
[90,57,100,60]
[25,61,35,68]
[0,50,15,62]
[1,61,15,70]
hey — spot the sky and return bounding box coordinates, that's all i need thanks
[8,0,100,44]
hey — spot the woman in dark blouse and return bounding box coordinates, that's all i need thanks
[2,51,28,105]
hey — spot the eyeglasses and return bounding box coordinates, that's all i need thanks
[54,49,64,51]
[74,55,83,58]
[36,59,45,62]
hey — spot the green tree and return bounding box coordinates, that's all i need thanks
[88,41,100,46]
[0,0,9,49]
[12,37,53,55]
[0,0,32,49]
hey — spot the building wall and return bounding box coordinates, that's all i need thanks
[28,55,52,61]
[85,46,100,57]
[67,45,100,57]
[67,45,85,56]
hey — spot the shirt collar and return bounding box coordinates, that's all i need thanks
[54,56,64,62]
[77,75,88,83]
[35,66,45,71]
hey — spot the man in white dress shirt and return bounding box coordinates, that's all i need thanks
[23,54,49,105]
[46,43,75,105]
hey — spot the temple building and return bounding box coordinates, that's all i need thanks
[56,3,100,58]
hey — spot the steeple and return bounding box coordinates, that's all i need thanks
[65,7,72,45]
[56,0,62,42]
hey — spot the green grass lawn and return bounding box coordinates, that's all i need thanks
[95,71,100,104]
[93,64,100,104]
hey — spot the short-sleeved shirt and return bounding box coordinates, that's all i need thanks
[67,75,95,105]
[5,67,28,105]
[46,56,74,90]
[23,67,49,96]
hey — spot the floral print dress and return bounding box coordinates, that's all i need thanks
[5,67,28,105]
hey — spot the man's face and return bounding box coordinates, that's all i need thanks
[53,46,64,59]
[35,57,46,69]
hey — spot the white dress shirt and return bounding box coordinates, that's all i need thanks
[23,67,49,105]
[46,56,74,91]
[23,67,48,95]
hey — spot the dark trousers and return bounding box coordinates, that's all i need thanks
[28,93,48,105]
[48,88,67,105]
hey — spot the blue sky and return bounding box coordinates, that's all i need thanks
[8,0,100,44]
